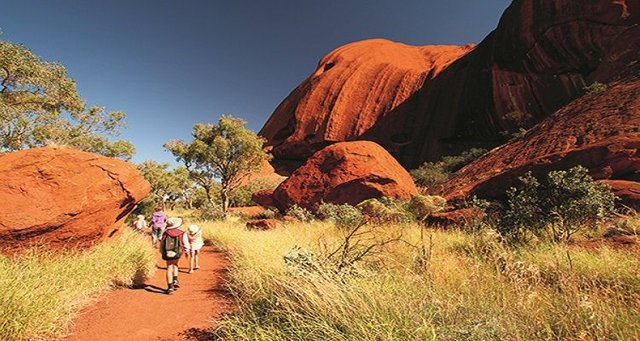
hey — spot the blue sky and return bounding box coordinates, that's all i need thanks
[0,0,511,164]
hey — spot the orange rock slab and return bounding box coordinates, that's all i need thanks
[0,147,150,251]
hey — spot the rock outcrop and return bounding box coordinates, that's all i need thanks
[259,39,473,173]
[437,78,640,208]
[0,147,150,251]
[260,0,640,171]
[270,141,418,211]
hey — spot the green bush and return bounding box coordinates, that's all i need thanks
[499,166,616,243]
[411,148,487,187]
[256,208,277,220]
[316,202,363,228]
[286,204,315,223]
[192,203,226,221]
[356,198,413,224]
[405,195,447,221]
[583,81,608,94]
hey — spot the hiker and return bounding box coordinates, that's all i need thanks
[151,206,167,248]
[160,217,190,294]
[132,214,148,232]
[186,224,204,273]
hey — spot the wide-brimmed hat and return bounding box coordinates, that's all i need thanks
[187,224,201,235]
[166,217,183,229]
[136,215,145,220]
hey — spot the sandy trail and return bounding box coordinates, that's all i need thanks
[65,246,233,341]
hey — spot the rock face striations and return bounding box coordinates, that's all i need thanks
[269,141,418,211]
[260,0,640,172]
[0,147,150,251]
[259,39,473,173]
[436,77,640,208]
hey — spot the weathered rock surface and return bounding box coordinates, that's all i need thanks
[600,180,640,210]
[261,0,640,171]
[259,39,473,173]
[271,141,418,211]
[437,79,640,208]
[251,189,276,209]
[0,147,150,251]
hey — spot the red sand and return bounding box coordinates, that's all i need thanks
[65,246,233,341]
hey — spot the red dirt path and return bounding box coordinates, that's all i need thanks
[65,246,233,341]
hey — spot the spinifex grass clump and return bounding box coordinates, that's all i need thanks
[201,218,640,340]
[0,230,155,341]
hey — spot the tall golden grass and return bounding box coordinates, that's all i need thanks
[200,218,640,340]
[0,230,156,341]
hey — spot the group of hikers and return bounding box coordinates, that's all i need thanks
[132,206,204,294]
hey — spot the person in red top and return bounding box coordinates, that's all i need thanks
[160,217,190,294]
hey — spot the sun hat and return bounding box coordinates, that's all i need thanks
[136,215,145,220]
[166,217,183,229]
[187,224,201,235]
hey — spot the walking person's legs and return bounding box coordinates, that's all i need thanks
[165,259,179,294]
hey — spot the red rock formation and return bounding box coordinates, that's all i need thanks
[251,189,276,209]
[259,39,473,173]
[261,0,640,171]
[599,180,640,210]
[270,141,418,211]
[0,147,150,251]
[437,78,640,208]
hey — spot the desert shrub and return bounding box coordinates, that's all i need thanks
[192,203,226,221]
[356,198,413,224]
[256,208,277,220]
[316,202,363,228]
[583,81,608,94]
[411,148,488,187]
[410,162,448,187]
[499,166,616,243]
[405,195,447,221]
[440,147,488,173]
[286,204,314,223]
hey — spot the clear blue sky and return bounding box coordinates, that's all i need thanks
[0,0,511,164]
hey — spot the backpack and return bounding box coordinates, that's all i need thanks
[151,211,167,229]
[161,232,183,260]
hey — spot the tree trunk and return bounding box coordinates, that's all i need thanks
[221,189,230,219]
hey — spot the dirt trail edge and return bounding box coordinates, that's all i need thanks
[65,246,234,341]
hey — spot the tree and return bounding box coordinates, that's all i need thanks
[0,38,134,159]
[137,161,192,209]
[164,115,270,215]
[499,166,617,243]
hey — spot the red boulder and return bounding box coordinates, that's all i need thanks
[271,141,418,211]
[0,147,150,251]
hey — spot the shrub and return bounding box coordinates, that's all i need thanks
[192,203,226,221]
[583,81,608,94]
[316,202,363,228]
[256,208,277,220]
[405,195,447,221]
[499,166,616,243]
[410,162,448,187]
[285,204,314,223]
[356,198,414,224]
[411,148,488,187]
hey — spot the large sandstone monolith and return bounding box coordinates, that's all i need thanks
[261,0,640,171]
[0,147,150,251]
[271,141,418,211]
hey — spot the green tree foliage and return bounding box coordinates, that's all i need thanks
[0,38,134,159]
[137,161,192,209]
[229,177,282,207]
[411,148,487,187]
[164,115,270,214]
[499,166,617,243]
